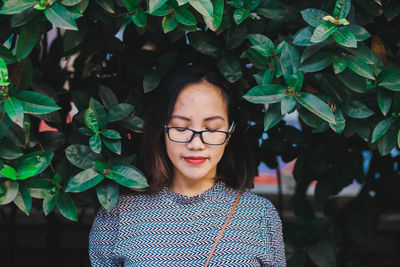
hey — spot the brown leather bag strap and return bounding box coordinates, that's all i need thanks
[204,191,243,267]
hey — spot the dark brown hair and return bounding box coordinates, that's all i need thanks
[140,66,256,192]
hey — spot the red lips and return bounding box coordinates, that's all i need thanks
[184,156,207,164]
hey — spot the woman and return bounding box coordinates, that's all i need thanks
[89,66,286,266]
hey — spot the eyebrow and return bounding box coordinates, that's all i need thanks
[170,115,225,122]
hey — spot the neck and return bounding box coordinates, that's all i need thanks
[169,178,217,197]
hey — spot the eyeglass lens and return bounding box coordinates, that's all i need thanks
[168,128,227,145]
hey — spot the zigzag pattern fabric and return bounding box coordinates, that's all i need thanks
[89,180,286,266]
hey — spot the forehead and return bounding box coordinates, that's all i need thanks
[171,82,228,120]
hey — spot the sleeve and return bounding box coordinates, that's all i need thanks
[259,200,286,267]
[89,204,122,267]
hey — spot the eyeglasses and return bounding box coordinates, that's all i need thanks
[164,122,235,146]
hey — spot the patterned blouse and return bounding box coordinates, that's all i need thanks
[89,180,286,266]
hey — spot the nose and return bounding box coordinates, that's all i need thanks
[187,132,205,150]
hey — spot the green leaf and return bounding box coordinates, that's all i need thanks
[101,129,121,139]
[255,0,285,19]
[4,96,24,128]
[248,34,275,57]
[106,165,148,189]
[307,239,337,267]
[263,68,273,85]
[63,29,85,52]
[398,129,400,149]
[379,69,400,91]
[332,27,357,48]
[0,57,9,85]
[280,43,300,84]
[65,144,101,169]
[287,71,304,91]
[0,138,23,160]
[84,107,100,133]
[210,0,223,29]
[0,112,11,140]
[264,103,283,131]
[96,181,119,212]
[124,0,140,11]
[27,178,52,199]
[334,0,351,19]
[0,165,18,180]
[295,93,336,124]
[143,69,162,93]
[233,8,250,24]
[292,26,313,46]
[341,100,374,119]
[107,103,134,122]
[329,108,345,134]
[15,18,41,61]
[337,69,367,93]
[121,115,145,133]
[299,52,333,73]
[99,85,118,110]
[345,55,375,80]
[311,22,337,43]
[157,51,179,74]
[226,23,247,50]
[149,0,168,13]
[377,89,392,116]
[43,191,58,216]
[16,91,61,114]
[65,168,104,193]
[281,95,296,115]
[61,0,82,6]
[333,57,348,74]
[132,9,147,27]
[44,3,78,31]
[56,191,77,221]
[378,126,397,156]
[298,107,326,129]
[217,54,242,83]
[175,7,197,26]
[90,134,102,154]
[243,84,286,104]
[89,98,107,129]
[300,8,329,27]
[0,0,38,15]
[13,57,33,91]
[103,139,121,155]
[95,160,108,174]
[14,151,54,180]
[344,42,375,64]
[0,46,17,65]
[349,118,371,142]
[162,13,179,33]
[13,183,31,215]
[372,118,392,143]
[0,180,19,205]
[190,32,221,56]
[95,0,115,14]
[348,25,371,41]
[189,0,213,17]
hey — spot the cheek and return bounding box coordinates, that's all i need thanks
[165,137,181,162]
[211,145,227,163]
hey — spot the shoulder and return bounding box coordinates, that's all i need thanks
[222,184,278,221]
[107,189,163,215]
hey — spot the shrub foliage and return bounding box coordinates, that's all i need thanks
[1,0,400,265]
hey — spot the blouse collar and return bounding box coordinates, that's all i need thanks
[161,180,226,205]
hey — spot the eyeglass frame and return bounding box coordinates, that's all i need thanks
[164,121,235,146]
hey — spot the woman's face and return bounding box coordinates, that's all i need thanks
[165,81,230,186]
